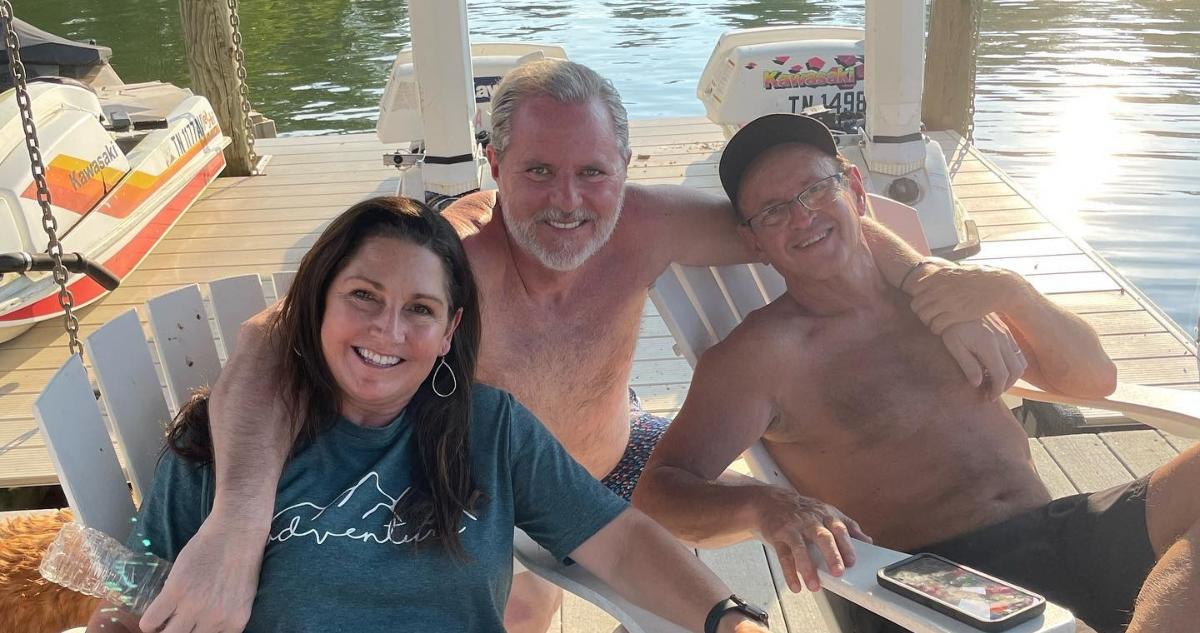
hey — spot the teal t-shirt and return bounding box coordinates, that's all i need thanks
[130,384,628,632]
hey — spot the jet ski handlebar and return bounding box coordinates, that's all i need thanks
[0,251,121,291]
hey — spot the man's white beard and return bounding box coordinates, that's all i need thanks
[507,190,624,272]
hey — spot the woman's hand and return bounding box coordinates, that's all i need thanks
[908,264,1020,335]
[752,486,870,593]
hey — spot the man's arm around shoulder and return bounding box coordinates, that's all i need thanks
[138,312,295,633]
[629,184,755,267]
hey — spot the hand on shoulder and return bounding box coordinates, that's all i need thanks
[441,190,497,238]
[906,262,1024,334]
[940,314,1027,400]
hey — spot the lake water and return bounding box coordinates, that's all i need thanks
[15,0,1200,337]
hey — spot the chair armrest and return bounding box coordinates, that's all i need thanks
[815,539,1076,633]
[512,529,689,633]
[1009,380,1200,439]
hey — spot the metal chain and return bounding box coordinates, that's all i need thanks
[965,0,982,145]
[0,1,82,355]
[227,0,259,172]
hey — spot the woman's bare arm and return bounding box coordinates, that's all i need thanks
[570,509,773,633]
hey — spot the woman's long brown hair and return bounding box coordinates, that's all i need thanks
[168,196,483,558]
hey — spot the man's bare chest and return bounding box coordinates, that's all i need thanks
[474,273,646,406]
[768,321,986,445]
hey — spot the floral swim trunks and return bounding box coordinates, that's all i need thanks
[599,389,671,501]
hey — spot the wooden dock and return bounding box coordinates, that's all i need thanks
[1,117,1197,631]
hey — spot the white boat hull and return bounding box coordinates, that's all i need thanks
[0,82,230,343]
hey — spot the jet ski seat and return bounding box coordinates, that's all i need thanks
[0,18,112,87]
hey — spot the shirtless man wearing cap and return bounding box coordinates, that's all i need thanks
[135,63,1023,633]
[634,113,1200,633]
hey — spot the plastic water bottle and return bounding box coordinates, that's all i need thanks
[39,521,172,616]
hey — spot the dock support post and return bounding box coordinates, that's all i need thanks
[923,0,982,137]
[179,0,255,176]
[408,0,482,197]
[863,0,928,176]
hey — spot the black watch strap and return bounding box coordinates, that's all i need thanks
[704,594,769,633]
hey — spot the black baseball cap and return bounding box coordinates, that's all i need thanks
[719,113,839,212]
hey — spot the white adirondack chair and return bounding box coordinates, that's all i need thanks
[33,273,690,633]
[648,194,1200,633]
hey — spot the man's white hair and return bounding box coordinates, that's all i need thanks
[489,59,629,158]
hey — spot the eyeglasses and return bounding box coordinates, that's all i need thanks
[742,173,847,231]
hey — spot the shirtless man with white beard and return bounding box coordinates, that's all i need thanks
[134,61,1021,633]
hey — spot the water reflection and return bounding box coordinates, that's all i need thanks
[707,0,846,30]
[975,0,1199,336]
[10,0,1200,333]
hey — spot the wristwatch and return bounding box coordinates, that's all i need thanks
[704,594,770,633]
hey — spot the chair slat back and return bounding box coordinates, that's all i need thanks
[33,356,137,541]
[648,265,717,367]
[752,263,787,301]
[272,271,296,299]
[208,274,267,357]
[714,264,772,319]
[680,265,740,341]
[85,309,172,504]
[146,284,221,411]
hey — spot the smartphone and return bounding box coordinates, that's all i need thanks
[877,553,1046,632]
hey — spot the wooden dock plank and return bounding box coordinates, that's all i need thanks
[1039,434,1135,493]
[1049,291,1142,314]
[1100,431,1181,478]
[559,591,617,633]
[974,237,1082,259]
[1029,439,1083,499]
[204,179,396,199]
[975,253,1100,277]
[159,222,332,244]
[1162,434,1198,453]
[1083,311,1168,336]
[977,223,1063,242]
[182,191,370,213]
[763,548,835,633]
[969,208,1052,227]
[1100,332,1198,361]
[699,542,794,632]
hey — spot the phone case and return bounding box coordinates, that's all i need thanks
[876,553,1047,632]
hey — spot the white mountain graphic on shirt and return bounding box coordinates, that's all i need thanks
[269,471,476,546]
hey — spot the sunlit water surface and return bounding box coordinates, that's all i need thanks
[17,0,1200,336]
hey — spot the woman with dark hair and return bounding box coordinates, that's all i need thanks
[87,197,773,633]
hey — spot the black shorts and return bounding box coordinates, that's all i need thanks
[846,475,1155,633]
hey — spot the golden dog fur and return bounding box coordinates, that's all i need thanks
[0,509,99,633]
